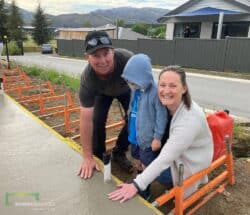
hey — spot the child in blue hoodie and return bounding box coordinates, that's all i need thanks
[122,54,168,199]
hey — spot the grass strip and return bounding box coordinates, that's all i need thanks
[21,65,80,92]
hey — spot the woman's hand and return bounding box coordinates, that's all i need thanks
[108,183,138,203]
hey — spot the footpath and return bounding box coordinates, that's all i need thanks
[0,93,160,215]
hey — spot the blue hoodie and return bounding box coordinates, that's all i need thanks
[122,54,168,149]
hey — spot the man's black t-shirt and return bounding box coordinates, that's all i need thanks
[79,49,133,107]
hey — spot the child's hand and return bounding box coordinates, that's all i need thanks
[151,139,161,151]
[133,159,143,171]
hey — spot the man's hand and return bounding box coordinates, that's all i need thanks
[151,138,161,151]
[108,183,138,203]
[77,156,100,179]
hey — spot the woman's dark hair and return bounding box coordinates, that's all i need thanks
[159,65,192,109]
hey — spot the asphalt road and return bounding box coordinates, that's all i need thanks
[8,53,250,119]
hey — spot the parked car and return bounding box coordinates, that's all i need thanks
[41,44,53,54]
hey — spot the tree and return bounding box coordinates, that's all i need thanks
[0,0,8,40]
[7,0,24,41]
[131,23,166,39]
[32,4,51,45]
[117,19,126,27]
[147,25,166,39]
[131,23,148,35]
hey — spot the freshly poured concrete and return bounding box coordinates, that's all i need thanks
[0,93,161,215]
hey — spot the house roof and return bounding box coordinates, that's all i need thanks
[236,0,250,6]
[158,0,250,22]
[173,6,245,17]
[57,24,116,32]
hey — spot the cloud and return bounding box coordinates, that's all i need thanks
[6,0,36,12]
[5,0,188,15]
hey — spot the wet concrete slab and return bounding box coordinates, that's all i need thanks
[0,93,161,215]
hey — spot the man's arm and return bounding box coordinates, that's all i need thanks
[77,106,100,179]
[80,106,94,158]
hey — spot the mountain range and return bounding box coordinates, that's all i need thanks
[18,6,169,27]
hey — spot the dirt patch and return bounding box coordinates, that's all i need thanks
[196,158,250,215]
[1,71,250,215]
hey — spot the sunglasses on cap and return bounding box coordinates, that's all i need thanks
[86,36,111,49]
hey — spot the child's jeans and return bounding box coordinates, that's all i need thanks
[131,144,173,187]
[131,144,159,166]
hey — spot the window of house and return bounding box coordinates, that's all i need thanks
[174,23,201,38]
[212,22,249,39]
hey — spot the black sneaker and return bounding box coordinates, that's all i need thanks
[112,152,134,173]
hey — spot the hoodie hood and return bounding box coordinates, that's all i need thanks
[122,54,153,90]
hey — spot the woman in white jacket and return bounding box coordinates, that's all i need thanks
[109,65,213,202]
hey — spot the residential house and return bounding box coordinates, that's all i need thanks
[158,0,250,39]
[56,25,149,41]
[56,24,117,40]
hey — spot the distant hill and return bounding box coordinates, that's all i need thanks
[18,7,36,24]
[16,6,169,27]
[5,3,36,25]
[90,7,169,25]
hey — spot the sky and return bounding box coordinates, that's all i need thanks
[5,0,189,15]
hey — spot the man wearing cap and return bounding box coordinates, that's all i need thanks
[77,30,133,179]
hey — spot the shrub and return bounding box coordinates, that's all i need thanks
[2,41,21,55]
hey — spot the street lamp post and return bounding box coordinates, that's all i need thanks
[3,35,10,69]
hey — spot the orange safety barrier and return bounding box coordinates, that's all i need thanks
[1,67,30,89]
[39,91,75,115]
[2,66,21,74]
[69,102,125,151]
[2,73,30,89]
[64,107,80,133]
[152,135,235,215]
[105,120,125,148]
[5,81,56,101]
[51,106,125,134]
[0,59,9,69]
[64,107,125,134]
[71,120,125,147]
[38,106,75,120]
[38,106,79,132]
